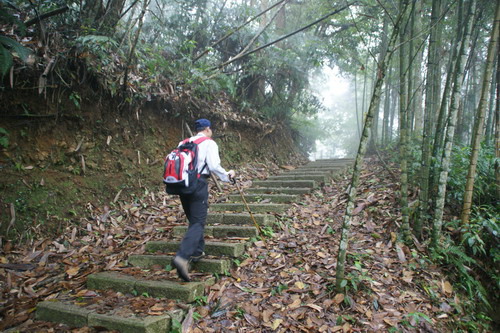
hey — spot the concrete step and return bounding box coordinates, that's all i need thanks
[128,254,231,274]
[87,271,206,302]
[245,187,311,195]
[252,180,316,188]
[146,241,246,258]
[297,165,345,170]
[207,213,275,226]
[267,174,328,182]
[173,225,258,238]
[228,193,298,203]
[281,170,332,175]
[36,300,183,333]
[307,158,354,163]
[210,202,288,213]
[305,162,353,166]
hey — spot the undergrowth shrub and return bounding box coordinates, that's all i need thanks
[447,143,497,207]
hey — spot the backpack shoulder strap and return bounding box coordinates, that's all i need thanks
[192,137,212,144]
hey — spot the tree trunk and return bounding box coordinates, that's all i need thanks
[354,72,361,139]
[399,0,411,243]
[484,52,498,145]
[412,0,424,137]
[495,52,500,201]
[390,83,398,141]
[416,0,442,238]
[98,0,126,35]
[370,14,389,149]
[336,3,407,291]
[460,0,500,227]
[382,66,392,145]
[431,0,475,248]
[122,0,149,93]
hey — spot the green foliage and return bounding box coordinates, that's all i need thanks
[69,92,81,109]
[431,237,492,311]
[467,206,500,260]
[261,226,274,237]
[400,312,432,329]
[0,127,9,148]
[345,258,373,292]
[192,311,202,321]
[194,295,208,306]
[447,143,497,206]
[271,283,288,296]
[0,35,32,78]
[170,318,182,333]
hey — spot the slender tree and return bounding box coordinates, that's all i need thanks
[411,0,424,137]
[484,53,498,144]
[416,0,443,238]
[399,0,411,243]
[432,0,476,248]
[460,1,500,227]
[495,52,500,201]
[336,2,408,291]
[122,0,150,92]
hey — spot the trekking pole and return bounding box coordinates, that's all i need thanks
[231,177,266,241]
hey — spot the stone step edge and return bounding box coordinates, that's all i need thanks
[87,271,209,303]
[207,213,276,226]
[244,187,311,192]
[251,180,316,188]
[210,202,288,213]
[36,300,184,333]
[128,254,232,274]
[173,225,258,238]
[228,193,298,201]
[145,241,247,258]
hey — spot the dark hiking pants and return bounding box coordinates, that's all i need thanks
[177,178,209,260]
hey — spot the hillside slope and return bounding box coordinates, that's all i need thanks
[0,86,307,241]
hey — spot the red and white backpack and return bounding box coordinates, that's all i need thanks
[163,137,211,195]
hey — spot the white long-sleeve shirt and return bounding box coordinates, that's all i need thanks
[180,133,230,182]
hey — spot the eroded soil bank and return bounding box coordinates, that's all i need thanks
[0,87,306,241]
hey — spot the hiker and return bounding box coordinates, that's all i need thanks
[172,118,236,282]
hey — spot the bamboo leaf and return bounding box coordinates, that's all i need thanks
[0,44,13,78]
[0,36,31,62]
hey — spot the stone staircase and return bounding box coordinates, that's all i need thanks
[35,159,353,332]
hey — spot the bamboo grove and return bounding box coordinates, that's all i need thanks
[334,0,499,320]
[1,0,499,325]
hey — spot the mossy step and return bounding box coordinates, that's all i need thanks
[252,180,315,188]
[244,187,311,195]
[307,158,354,163]
[207,213,275,226]
[228,193,298,203]
[173,225,258,238]
[128,254,231,274]
[146,241,246,258]
[305,162,353,165]
[87,271,206,302]
[299,164,349,169]
[210,202,288,213]
[308,159,354,163]
[267,174,328,182]
[282,170,332,175]
[36,300,183,333]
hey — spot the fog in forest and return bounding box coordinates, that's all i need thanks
[309,67,362,160]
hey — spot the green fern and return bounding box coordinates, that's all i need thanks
[433,243,491,308]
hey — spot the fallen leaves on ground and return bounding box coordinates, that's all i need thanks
[0,159,466,332]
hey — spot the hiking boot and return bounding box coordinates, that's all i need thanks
[172,256,190,282]
[190,252,206,263]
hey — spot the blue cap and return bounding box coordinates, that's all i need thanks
[195,118,211,131]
